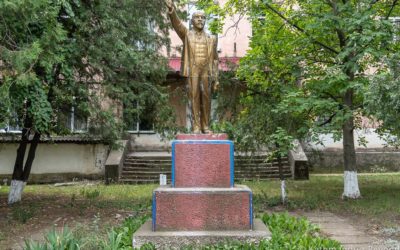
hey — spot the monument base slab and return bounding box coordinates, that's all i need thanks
[132,219,271,249]
[153,185,252,231]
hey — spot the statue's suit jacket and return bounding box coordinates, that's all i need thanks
[168,9,218,79]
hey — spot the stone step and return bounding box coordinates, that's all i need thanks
[123,163,171,167]
[121,173,291,180]
[235,165,290,170]
[120,175,292,183]
[235,174,291,178]
[121,171,290,177]
[121,151,293,182]
[125,157,289,164]
[126,156,288,161]
[240,169,290,172]
[235,177,291,181]
[122,165,290,171]
[236,161,289,165]
[123,163,290,169]
[125,159,172,164]
[119,179,164,184]
[121,166,291,171]
[122,167,171,172]
[122,170,171,174]
[119,176,292,184]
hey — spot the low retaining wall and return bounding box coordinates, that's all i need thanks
[305,148,400,172]
[0,142,109,184]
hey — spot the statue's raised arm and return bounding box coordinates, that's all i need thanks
[165,0,218,134]
[165,0,187,41]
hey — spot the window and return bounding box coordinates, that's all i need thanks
[57,104,88,133]
[124,101,155,133]
[135,19,156,51]
[0,111,22,133]
[66,106,88,132]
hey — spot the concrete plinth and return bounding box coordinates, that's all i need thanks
[132,219,271,249]
[172,140,234,187]
[153,185,252,231]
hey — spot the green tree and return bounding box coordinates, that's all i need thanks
[0,0,173,204]
[199,0,399,199]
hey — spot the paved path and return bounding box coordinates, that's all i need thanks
[295,211,399,250]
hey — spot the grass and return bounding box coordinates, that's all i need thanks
[1,174,399,223]
[246,174,400,226]
[11,203,37,223]
[1,173,399,247]
[23,213,341,250]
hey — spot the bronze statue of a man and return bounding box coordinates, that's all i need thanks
[166,0,219,134]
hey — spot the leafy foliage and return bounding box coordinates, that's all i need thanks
[365,53,400,147]
[11,204,37,224]
[109,216,150,249]
[197,0,400,162]
[263,213,342,249]
[0,0,175,143]
[23,213,341,250]
[24,227,81,250]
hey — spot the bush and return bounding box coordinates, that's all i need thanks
[105,216,150,249]
[193,213,342,249]
[262,213,343,250]
[24,213,342,250]
[24,227,81,250]
[12,205,36,224]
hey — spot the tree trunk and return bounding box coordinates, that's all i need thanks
[8,128,29,204]
[8,180,26,205]
[8,120,41,205]
[276,144,286,204]
[342,89,361,199]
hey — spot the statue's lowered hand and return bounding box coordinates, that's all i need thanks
[213,81,220,92]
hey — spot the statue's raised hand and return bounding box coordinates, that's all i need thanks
[165,0,174,12]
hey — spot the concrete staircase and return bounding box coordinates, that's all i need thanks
[235,155,292,180]
[119,152,292,184]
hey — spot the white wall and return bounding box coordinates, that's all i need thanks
[306,129,389,150]
[0,143,109,175]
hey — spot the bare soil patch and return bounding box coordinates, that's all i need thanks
[0,193,136,250]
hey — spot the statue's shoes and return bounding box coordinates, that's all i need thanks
[202,128,212,134]
[193,128,202,134]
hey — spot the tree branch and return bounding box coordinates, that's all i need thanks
[220,13,245,38]
[386,0,399,19]
[318,112,337,126]
[324,0,347,48]
[261,1,339,55]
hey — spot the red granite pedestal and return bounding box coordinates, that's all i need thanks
[153,186,252,231]
[172,139,234,188]
[132,134,270,249]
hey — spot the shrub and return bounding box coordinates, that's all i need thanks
[175,213,342,249]
[24,213,342,250]
[106,216,149,249]
[262,213,343,250]
[12,205,36,224]
[24,227,81,250]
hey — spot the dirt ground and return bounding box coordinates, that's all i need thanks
[1,193,399,250]
[0,193,136,250]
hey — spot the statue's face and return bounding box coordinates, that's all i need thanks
[191,12,206,31]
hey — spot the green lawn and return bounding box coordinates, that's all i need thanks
[247,174,400,226]
[0,173,399,248]
[1,173,398,224]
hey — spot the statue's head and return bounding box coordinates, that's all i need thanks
[191,11,206,31]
